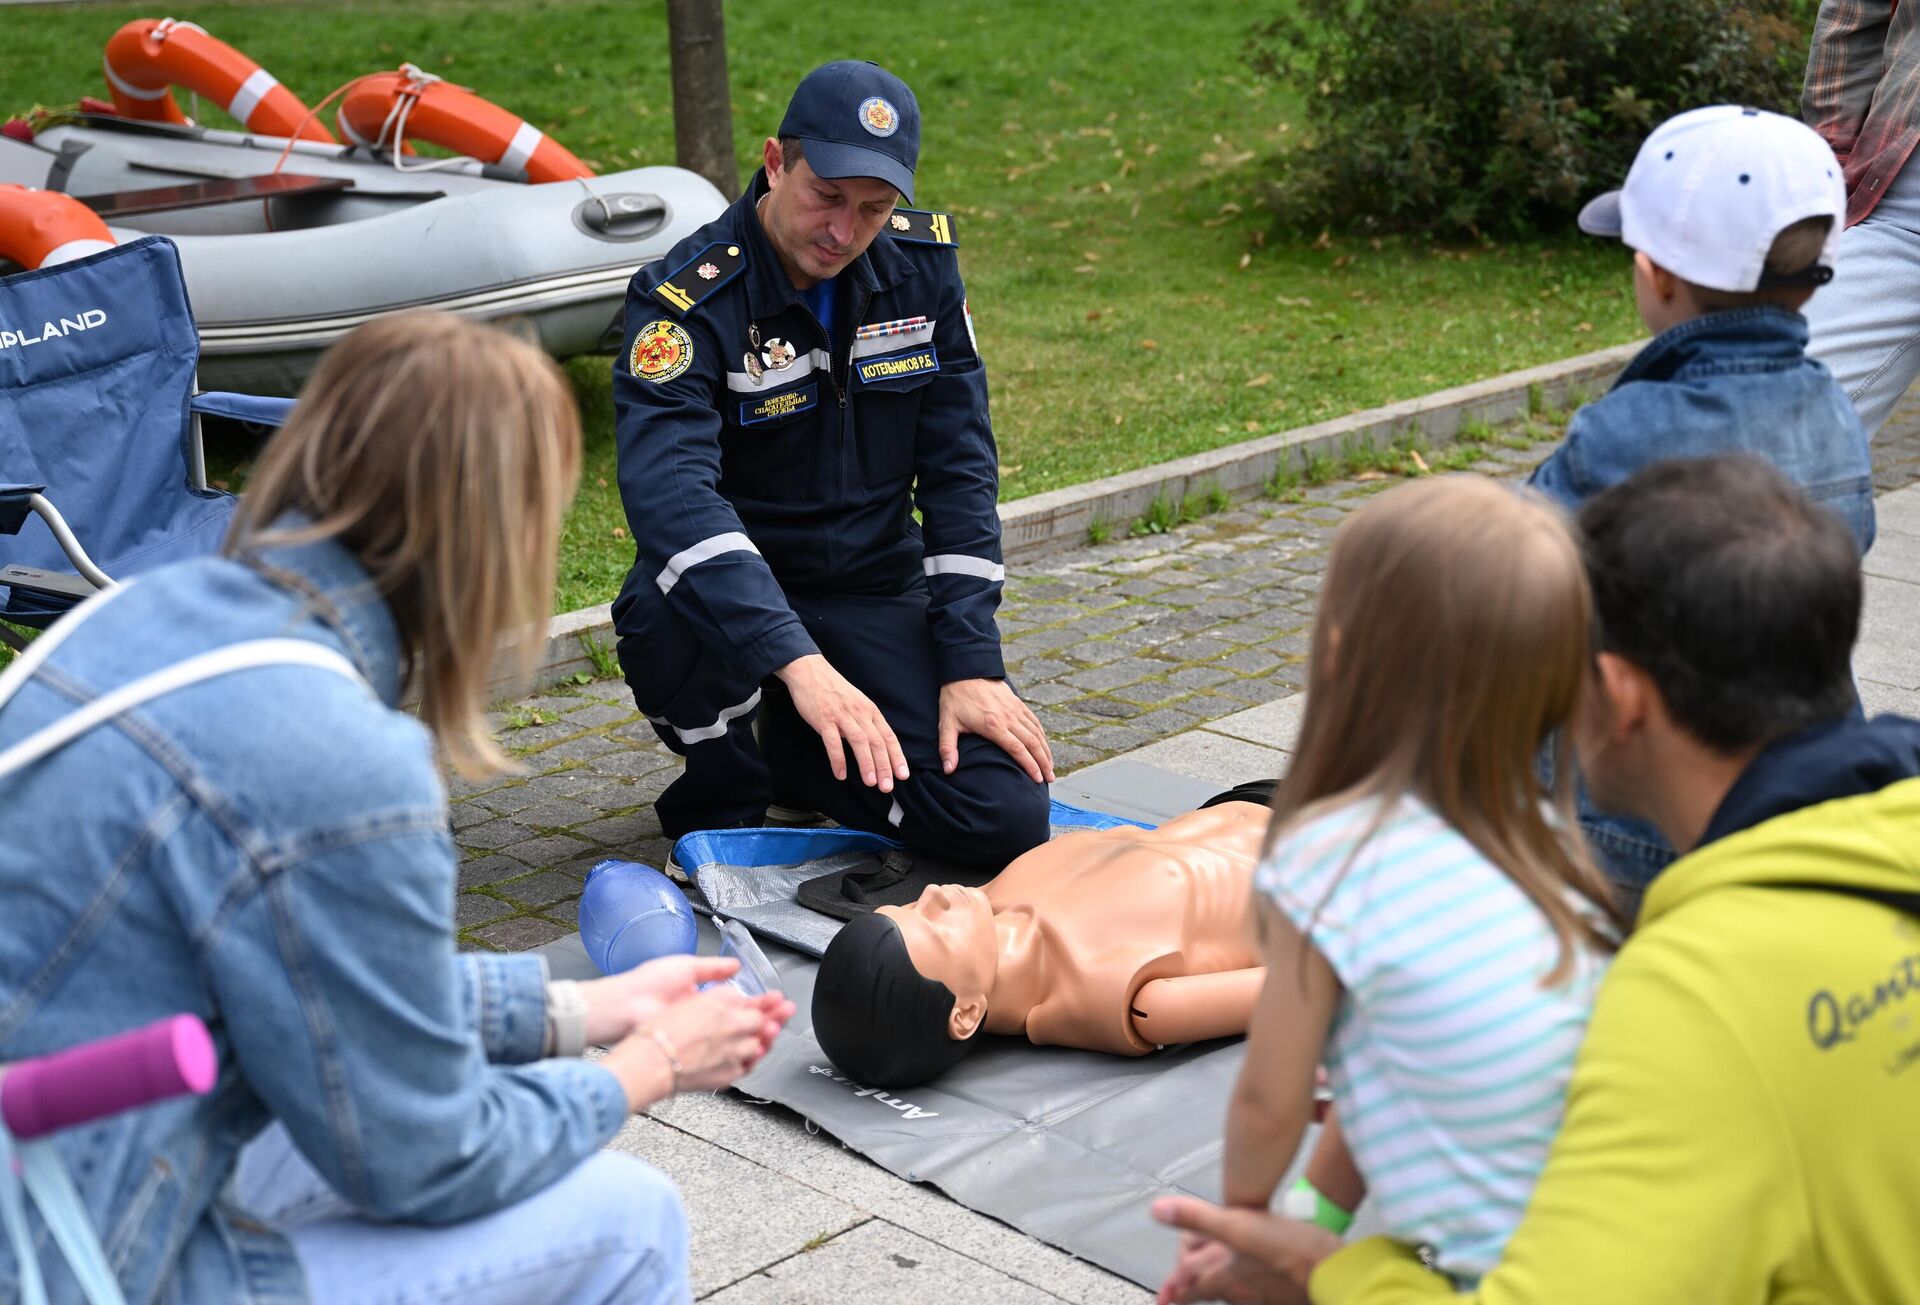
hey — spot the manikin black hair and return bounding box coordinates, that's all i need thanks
[811,912,981,1088]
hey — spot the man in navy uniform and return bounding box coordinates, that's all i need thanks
[611,61,1053,867]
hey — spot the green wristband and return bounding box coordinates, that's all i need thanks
[1282,1177,1354,1235]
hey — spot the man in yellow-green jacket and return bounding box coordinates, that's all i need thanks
[1156,454,1920,1305]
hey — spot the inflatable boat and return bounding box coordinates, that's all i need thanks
[0,19,726,393]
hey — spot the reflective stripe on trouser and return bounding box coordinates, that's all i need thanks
[617,584,1050,864]
[616,622,770,839]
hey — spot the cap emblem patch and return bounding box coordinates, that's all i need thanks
[859,96,899,138]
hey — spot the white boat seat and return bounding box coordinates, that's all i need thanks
[75,173,351,221]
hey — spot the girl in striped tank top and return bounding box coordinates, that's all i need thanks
[1163,475,1627,1298]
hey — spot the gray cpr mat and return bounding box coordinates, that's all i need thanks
[536,763,1368,1291]
[739,946,1293,1290]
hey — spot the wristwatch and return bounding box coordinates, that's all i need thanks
[544,979,588,1058]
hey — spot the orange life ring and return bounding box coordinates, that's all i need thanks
[0,187,116,269]
[102,18,336,144]
[336,68,594,184]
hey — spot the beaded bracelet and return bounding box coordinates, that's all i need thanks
[636,1024,685,1095]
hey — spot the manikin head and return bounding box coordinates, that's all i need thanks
[812,886,997,1087]
[758,61,920,289]
[1573,455,1862,844]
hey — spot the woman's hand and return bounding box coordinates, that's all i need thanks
[578,954,747,1047]
[601,986,795,1112]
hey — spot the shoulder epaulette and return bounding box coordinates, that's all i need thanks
[649,241,746,317]
[886,207,958,247]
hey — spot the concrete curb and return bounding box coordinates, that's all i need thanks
[998,339,1640,562]
[522,602,616,693]
[504,340,1641,698]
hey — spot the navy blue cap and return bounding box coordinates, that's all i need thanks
[778,61,920,203]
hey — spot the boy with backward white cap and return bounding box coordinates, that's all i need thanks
[1526,105,1874,896]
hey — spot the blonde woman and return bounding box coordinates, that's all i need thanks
[1161,476,1626,1301]
[0,313,790,1304]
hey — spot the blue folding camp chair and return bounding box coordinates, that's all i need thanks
[0,235,293,649]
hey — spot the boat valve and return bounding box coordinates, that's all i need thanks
[572,191,668,243]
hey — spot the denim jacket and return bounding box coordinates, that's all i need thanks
[1529,306,1876,555]
[0,531,627,1304]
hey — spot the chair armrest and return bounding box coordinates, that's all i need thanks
[190,392,297,428]
[0,489,113,588]
[0,484,50,536]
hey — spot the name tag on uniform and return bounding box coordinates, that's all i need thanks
[855,345,939,386]
[738,382,818,425]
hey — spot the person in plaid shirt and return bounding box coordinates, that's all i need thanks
[1802,0,1920,435]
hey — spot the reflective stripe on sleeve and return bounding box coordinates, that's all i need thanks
[655,532,761,595]
[922,554,1005,583]
[650,689,762,746]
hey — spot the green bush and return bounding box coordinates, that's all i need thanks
[1247,0,1818,236]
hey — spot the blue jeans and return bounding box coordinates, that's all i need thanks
[1578,803,1671,918]
[230,1126,691,1304]
[1805,158,1920,439]
[1538,745,1672,913]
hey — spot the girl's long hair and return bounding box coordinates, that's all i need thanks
[1264,475,1626,980]
[225,312,581,778]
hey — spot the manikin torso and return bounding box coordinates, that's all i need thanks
[883,801,1268,1056]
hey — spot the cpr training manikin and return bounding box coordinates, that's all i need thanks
[811,798,1270,1087]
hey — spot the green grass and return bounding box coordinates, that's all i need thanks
[6,0,1644,612]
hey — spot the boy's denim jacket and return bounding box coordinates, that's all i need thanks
[0,532,627,1303]
[1529,306,1876,555]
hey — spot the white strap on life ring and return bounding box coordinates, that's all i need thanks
[150,17,209,44]
[226,67,280,128]
[99,56,168,102]
[499,121,545,174]
[40,239,115,268]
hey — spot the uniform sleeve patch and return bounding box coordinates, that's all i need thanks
[855,345,939,386]
[631,319,694,383]
[886,208,958,246]
[650,241,745,316]
[738,381,818,425]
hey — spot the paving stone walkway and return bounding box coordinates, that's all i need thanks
[453,402,1920,951]
[440,393,1920,1302]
